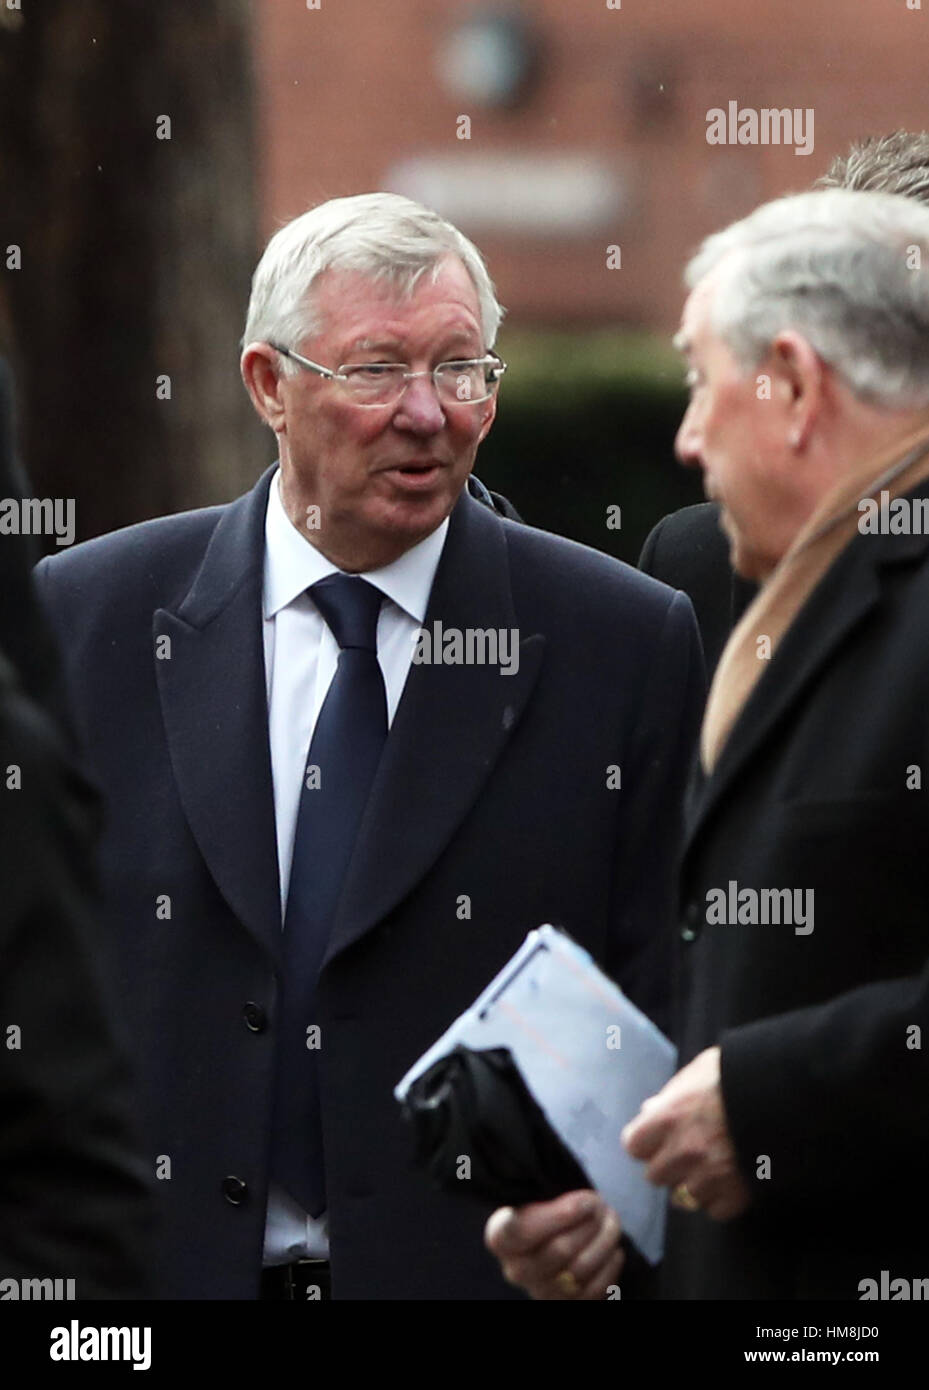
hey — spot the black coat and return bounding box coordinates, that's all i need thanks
[664,478,929,1298]
[0,355,150,1299]
[35,464,704,1299]
[639,503,756,677]
[0,650,152,1298]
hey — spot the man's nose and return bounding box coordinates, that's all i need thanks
[674,405,703,469]
[392,374,446,434]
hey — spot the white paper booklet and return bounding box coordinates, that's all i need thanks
[395,925,677,1265]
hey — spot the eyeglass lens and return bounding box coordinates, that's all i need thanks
[340,362,497,404]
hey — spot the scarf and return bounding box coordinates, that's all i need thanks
[701,419,929,775]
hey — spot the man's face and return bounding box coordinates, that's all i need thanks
[273,256,496,570]
[674,276,796,582]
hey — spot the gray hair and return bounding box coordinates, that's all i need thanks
[242,192,504,369]
[684,188,929,409]
[817,129,929,207]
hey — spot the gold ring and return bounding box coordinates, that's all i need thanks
[555,1269,580,1297]
[672,1183,700,1212]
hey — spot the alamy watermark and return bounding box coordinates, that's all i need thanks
[0,496,75,546]
[0,1275,75,1299]
[706,102,814,157]
[859,1271,929,1300]
[412,622,520,676]
[705,880,814,935]
[49,1319,151,1370]
[858,490,929,535]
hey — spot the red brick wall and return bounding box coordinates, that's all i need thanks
[250,0,929,333]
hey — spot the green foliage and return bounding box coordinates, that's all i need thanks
[479,330,705,565]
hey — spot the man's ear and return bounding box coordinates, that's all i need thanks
[769,331,825,449]
[241,344,287,431]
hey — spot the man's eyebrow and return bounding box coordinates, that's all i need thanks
[349,338,402,354]
[439,333,478,346]
[345,333,483,359]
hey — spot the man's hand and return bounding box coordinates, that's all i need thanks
[484,1189,624,1300]
[622,1046,751,1221]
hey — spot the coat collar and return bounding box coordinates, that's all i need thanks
[684,475,929,861]
[154,467,544,962]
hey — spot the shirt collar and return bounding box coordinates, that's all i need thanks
[263,467,449,624]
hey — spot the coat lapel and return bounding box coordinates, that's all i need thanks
[685,540,879,858]
[155,465,282,960]
[324,491,544,967]
[686,513,929,860]
[155,476,543,967]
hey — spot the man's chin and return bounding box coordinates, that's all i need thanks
[366,485,461,552]
[718,515,758,582]
[382,481,457,521]
[729,541,767,584]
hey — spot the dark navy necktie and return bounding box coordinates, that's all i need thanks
[271,573,387,1216]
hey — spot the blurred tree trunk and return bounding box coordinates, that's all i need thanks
[0,1,268,544]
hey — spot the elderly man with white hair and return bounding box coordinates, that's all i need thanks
[34,192,703,1299]
[487,187,929,1300]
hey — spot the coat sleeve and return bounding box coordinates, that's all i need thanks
[605,588,706,1036]
[720,965,929,1212]
[0,658,153,1297]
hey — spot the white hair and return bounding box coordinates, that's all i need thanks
[242,192,504,369]
[685,188,929,409]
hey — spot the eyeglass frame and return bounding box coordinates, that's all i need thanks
[268,341,507,406]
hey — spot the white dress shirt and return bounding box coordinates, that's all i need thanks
[261,468,449,1265]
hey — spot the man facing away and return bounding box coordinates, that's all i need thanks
[35,193,704,1299]
[488,186,929,1300]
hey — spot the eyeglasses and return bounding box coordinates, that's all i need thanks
[270,343,506,408]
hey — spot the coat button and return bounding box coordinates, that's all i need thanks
[243,1002,267,1033]
[222,1176,248,1205]
[680,899,701,943]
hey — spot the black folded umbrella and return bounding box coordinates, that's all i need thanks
[400,1044,591,1207]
